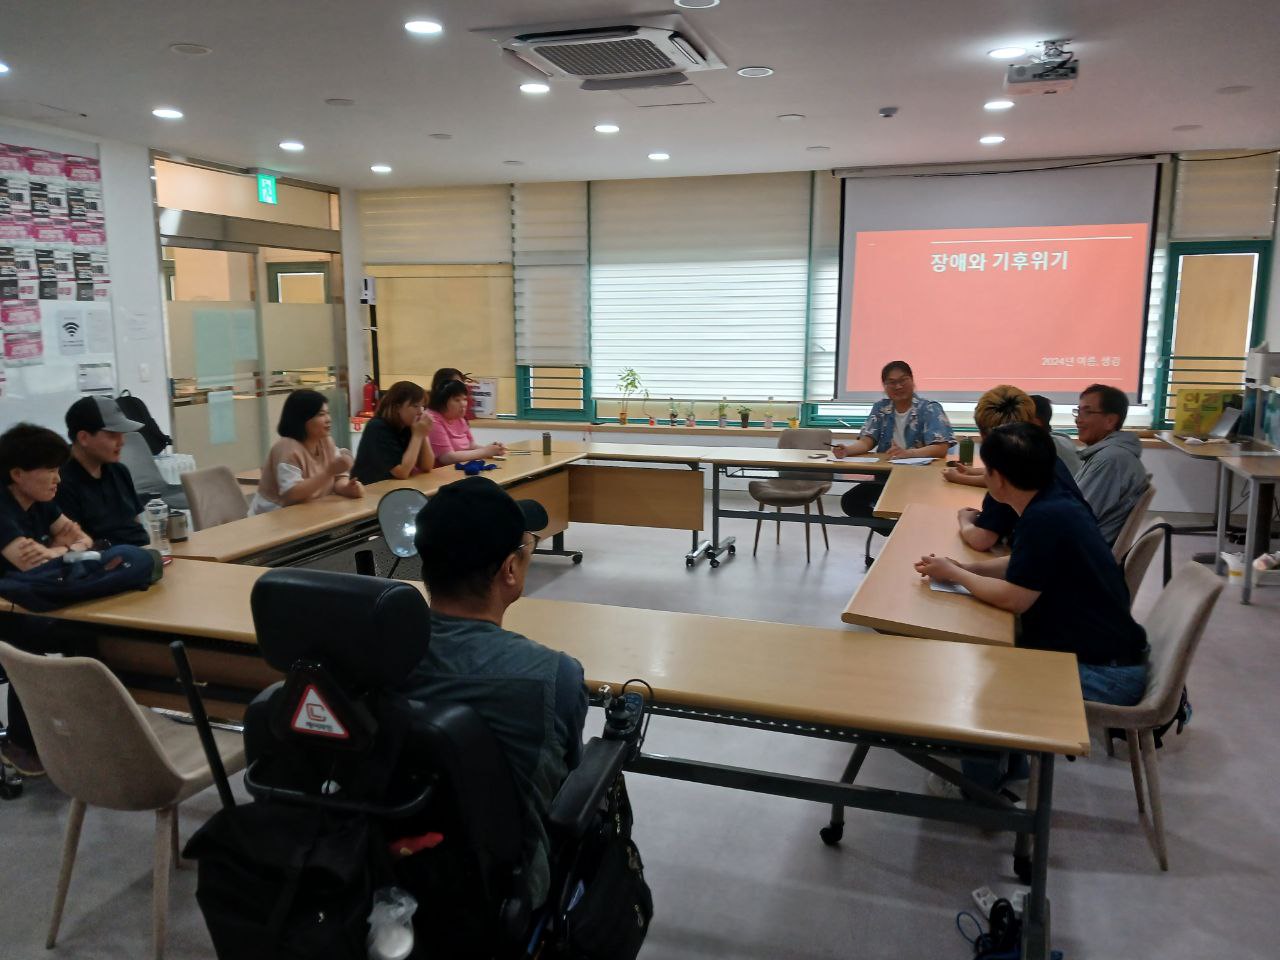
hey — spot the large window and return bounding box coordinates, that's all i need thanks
[589,173,812,404]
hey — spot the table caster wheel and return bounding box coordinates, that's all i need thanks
[571,553,583,565]
[1013,854,1032,884]
[727,545,736,556]
[685,558,696,568]
[819,824,843,846]
[709,558,720,568]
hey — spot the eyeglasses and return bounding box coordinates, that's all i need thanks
[883,376,912,388]
[515,533,541,555]
[1071,406,1103,418]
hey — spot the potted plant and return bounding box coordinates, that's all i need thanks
[641,389,655,426]
[787,414,800,429]
[738,404,752,428]
[684,401,697,428]
[617,367,643,425]
[717,397,729,429]
[667,397,679,427]
[763,396,775,429]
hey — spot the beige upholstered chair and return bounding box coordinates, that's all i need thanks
[1111,479,1156,559]
[1085,563,1223,870]
[748,428,832,563]
[1121,518,1167,608]
[0,643,245,959]
[180,465,249,530]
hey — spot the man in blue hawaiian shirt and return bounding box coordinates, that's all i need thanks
[833,360,955,515]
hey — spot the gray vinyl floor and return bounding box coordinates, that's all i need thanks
[2,493,1278,959]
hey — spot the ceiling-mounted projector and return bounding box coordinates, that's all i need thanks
[1004,59,1079,95]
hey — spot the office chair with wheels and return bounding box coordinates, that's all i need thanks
[186,568,632,960]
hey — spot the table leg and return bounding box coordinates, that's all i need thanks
[1242,479,1263,604]
[819,744,871,846]
[703,465,736,567]
[685,464,712,567]
[1021,753,1054,960]
[1215,464,1231,575]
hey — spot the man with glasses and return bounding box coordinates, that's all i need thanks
[1072,383,1148,545]
[833,360,955,516]
[397,476,587,909]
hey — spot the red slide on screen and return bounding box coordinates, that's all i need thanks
[846,224,1149,395]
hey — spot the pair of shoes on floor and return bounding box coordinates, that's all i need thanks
[0,742,45,777]
[925,772,1023,806]
[1253,551,1280,573]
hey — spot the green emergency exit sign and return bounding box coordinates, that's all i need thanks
[256,172,278,205]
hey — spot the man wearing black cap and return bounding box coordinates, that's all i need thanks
[57,396,149,547]
[399,476,587,909]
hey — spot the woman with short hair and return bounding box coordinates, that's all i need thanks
[250,389,363,515]
[426,380,506,465]
[352,380,435,484]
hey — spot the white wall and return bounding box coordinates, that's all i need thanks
[339,188,368,412]
[0,119,167,436]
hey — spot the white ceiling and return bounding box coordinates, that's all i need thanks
[2,0,1278,190]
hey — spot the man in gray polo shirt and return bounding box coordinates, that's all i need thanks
[397,476,587,908]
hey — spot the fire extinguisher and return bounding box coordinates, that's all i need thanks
[362,376,379,416]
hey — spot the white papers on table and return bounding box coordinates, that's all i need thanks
[889,457,936,465]
[826,456,880,463]
[928,579,971,596]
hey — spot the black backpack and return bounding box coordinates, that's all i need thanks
[115,390,172,454]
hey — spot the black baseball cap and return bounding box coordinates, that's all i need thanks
[66,396,143,438]
[414,476,548,577]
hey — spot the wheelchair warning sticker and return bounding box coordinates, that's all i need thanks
[290,685,349,739]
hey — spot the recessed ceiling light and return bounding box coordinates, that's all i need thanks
[648,152,670,161]
[984,99,1015,111]
[404,20,443,35]
[152,107,183,119]
[1215,85,1253,95]
[370,164,392,174]
[987,46,1027,59]
[428,133,452,140]
[805,145,830,152]
[674,0,720,7]
[979,135,1006,145]
[777,113,806,122]
[1172,124,1203,132]
[737,66,774,78]
[519,82,550,94]
[594,123,620,133]
[502,160,524,166]
[169,43,211,56]
[279,140,305,151]
[325,98,355,107]
[0,62,10,75]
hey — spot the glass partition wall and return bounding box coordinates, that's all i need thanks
[161,240,346,472]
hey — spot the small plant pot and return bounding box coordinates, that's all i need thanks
[685,416,697,427]
[787,417,800,429]
[618,412,629,426]
[763,416,774,429]
[740,414,750,428]
[648,417,656,426]
[718,417,727,428]
[668,415,678,426]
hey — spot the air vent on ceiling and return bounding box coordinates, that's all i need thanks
[499,20,724,91]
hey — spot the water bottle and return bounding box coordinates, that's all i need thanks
[541,431,552,455]
[958,437,974,466]
[145,499,171,556]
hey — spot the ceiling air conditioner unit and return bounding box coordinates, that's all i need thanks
[501,22,724,90]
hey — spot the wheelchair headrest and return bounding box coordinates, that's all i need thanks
[251,568,429,687]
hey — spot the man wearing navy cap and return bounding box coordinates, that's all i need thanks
[398,476,587,908]
[57,396,149,547]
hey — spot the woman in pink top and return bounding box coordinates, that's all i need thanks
[426,380,506,465]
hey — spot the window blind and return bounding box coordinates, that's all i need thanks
[358,185,512,264]
[589,172,811,401]
[806,172,841,401]
[512,182,589,366]
[1172,151,1279,240]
